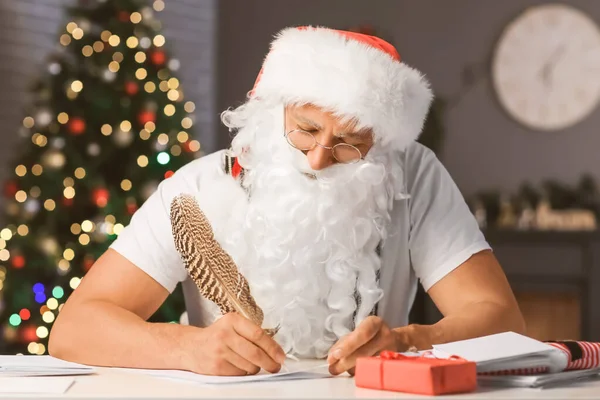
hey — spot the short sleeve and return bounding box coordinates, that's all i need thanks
[406,144,491,291]
[109,164,198,293]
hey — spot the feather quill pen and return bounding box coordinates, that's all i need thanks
[170,193,278,336]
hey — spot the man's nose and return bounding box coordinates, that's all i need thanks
[306,143,334,170]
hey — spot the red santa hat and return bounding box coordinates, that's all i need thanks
[250,26,433,152]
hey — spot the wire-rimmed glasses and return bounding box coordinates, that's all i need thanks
[284,129,364,164]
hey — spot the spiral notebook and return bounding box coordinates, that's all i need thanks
[430,332,568,374]
[477,367,600,388]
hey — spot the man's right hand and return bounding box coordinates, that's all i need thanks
[181,313,286,376]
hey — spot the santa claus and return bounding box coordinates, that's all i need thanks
[50,26,525,377]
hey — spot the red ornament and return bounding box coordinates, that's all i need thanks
[19,309,31,321]
[21,325,37,343]
[12,255,25,269]
[83,255,95,272]
[92,188,110,208]
[125,81,138,96]
[126,201,137,215]
[118,11,130,22]
[164,170,174,179]
[62,197,73,207]
[68,117,86,135]
[150,50,166,66]
[4,181,18,198]
[138,110,156,126]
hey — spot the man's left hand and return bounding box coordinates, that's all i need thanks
[327,316,408,376]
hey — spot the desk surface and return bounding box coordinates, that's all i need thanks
[5,368,600,399]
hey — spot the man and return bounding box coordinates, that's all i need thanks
[49,26,525,376]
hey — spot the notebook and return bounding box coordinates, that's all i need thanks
[477,367,600,388]
[429,332,569,374]
[0,355,95,377]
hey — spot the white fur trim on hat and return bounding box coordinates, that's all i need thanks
[252,26,434,152]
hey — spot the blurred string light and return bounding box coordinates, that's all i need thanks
[139,129,151,140]
[72,28,84,40]
[22,116,34,128]
[135,68,147,80]
[153,0,165,12]
[163,104,175,116]
[144,82,156,93]
[181,117,193,129]
[188,140,201,152]
[184,101,195,113]
[82,45,93,57]
[130,12,142,24]
[126,37,139,48]
[93,41,104,52]
[137,155,149,167]
[153,35,165,47]
[157,152,170,165]
[177,131,189,142]
[158,69,169,80]
[66,22,77,34]
[108,35,120,47]
[140,37,151,49]
[135,52,146,63]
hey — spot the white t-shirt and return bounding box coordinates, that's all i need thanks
[110,142,490,329]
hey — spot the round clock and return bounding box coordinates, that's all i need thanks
[492,4,600,131]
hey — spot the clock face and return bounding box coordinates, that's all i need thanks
[492,4,600,131]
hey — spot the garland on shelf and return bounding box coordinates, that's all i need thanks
[468,174,599,232]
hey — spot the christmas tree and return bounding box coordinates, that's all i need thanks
[0,0,202,355]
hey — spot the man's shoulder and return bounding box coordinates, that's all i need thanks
[404,141,437,168]
[401,141,440,183]
[171,149,226,181]
[158,149,227,195]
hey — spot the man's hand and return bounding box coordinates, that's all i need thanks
[181,313,286,376]
[327,316,409,376]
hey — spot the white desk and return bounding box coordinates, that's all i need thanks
[3,368,600,399]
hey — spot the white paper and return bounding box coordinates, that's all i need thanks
[114,360,331,384]
[0,377,75,394]
[432,331,557,364]
[0,355,95,376]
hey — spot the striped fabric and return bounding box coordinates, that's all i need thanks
[549,341,600,371]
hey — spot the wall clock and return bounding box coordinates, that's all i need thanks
[491,3,600,131]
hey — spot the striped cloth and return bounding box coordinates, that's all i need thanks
[480,341,600,376]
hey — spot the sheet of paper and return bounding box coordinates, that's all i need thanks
[431,331,557,364]
[0,355,95,376]
[0,377,75,394]
[114,360,331,384]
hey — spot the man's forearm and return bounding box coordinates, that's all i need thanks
[49,300,196,370]
[394,301,526,350]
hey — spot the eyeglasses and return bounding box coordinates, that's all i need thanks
[284,129,364,164]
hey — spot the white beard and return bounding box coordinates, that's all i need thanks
[199,103,405,358]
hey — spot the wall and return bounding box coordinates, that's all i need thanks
[217,0,600,197]
[0,0,217,194]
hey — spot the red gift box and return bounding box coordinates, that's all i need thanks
[355,351,477,396]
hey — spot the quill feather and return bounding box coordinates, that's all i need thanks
[170,193,277,335]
